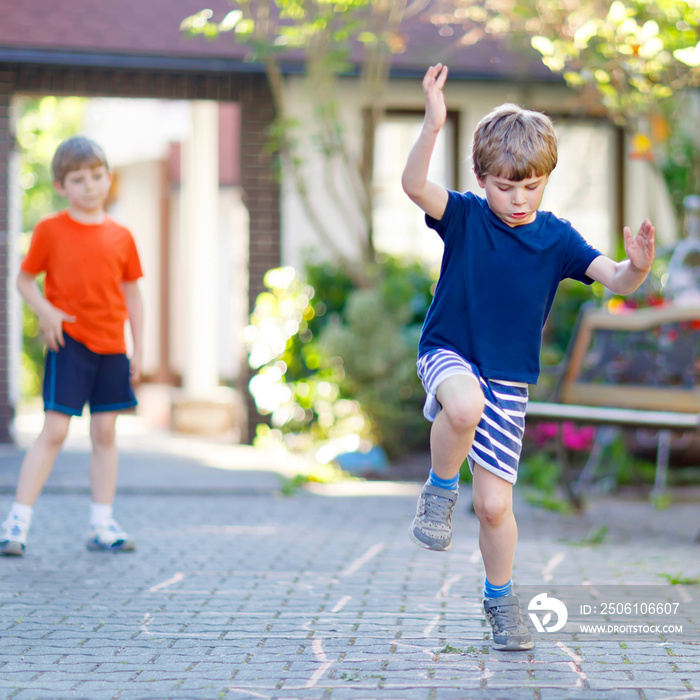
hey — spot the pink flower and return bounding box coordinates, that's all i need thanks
[533,422,560,446]
[561,422,596,452]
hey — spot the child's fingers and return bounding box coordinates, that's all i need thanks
[422,67,437,90]
[43,330,59,352]
[423,63,447,90]
[639,218,655,237]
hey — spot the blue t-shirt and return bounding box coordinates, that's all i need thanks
[418,190,602,384]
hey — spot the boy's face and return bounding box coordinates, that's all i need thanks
[476,172,549,227]
[54,164,112,218]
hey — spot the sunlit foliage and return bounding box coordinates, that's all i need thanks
[426,0,700,126]
[244,258,434,459]
[182,1,407,277]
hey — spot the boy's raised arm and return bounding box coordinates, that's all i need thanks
[401,64,450,221]
[586,218,656,295]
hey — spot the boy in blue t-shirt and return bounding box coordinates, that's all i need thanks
[402,63,655,651]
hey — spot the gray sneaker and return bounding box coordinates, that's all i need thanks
[483,595,534,651]
[409,483,458,551]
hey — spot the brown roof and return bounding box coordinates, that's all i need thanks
[0,0,553,81]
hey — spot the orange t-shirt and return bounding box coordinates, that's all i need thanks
[21,211,143,355]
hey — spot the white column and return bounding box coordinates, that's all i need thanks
[180,101,220,396]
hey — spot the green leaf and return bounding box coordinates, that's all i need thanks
[236,18,255,35]
[574,20,599,49]
[531,35,555,56]
[542,55,566,71]
[219,10,243,32]
[674,42,700,66]
[563,71,586,86]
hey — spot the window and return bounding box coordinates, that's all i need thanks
[543,120,618,256]
[372,112,456,268]
[372,111,618,266]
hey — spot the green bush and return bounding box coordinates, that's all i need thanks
[17,96,87,399]
[246,266,349,444]
[21,304,44,398]
[320,289,428,458]
[246,257,434,459]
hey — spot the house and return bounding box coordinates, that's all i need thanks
[0,0,676,443]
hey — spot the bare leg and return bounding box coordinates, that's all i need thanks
[430,374,485,480]
[89,411,118,505]
[15,411,71,505]
[472,463,517,586]
[409,374,486,551]
[85,412,135,552]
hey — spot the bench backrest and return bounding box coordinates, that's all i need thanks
[559,304,700,412]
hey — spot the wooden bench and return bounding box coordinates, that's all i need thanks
[526,303,700,508]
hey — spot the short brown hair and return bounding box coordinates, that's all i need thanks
[51,136,109,184]
[472,104,558,180]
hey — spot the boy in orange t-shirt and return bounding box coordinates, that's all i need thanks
[1,136,144,556]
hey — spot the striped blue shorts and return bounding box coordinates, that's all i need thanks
[417,349,529,484]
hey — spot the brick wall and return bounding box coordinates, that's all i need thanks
[0,71,14,442]
[238,79,280,312]
[0,63,280,443]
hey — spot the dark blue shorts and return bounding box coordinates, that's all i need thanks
[43,334,137,416]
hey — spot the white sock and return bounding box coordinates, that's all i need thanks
[90,502,113,528]
[8,502,33,525]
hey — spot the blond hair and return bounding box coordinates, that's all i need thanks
[51,136,109,184]
[472,104,558,180]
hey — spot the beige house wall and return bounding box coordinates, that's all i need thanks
[280,75,678,271]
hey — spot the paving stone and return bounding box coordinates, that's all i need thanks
[0,437,697,700]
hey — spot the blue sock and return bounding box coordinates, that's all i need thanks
[483,577,513,599]
[428,469,459,491]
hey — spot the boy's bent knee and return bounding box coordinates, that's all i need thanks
[442,399,483,433]
[436,377,485,433]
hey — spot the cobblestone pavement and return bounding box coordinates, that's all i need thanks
[0,417,698,700]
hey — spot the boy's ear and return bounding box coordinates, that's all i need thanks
[475,171,486,189]
[53,179,66,197]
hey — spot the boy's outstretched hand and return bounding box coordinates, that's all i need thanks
[624,218,655,274]
[422,64,448,133]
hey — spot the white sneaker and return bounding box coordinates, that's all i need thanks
[0,514,29,556]
[86,518,136,552]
